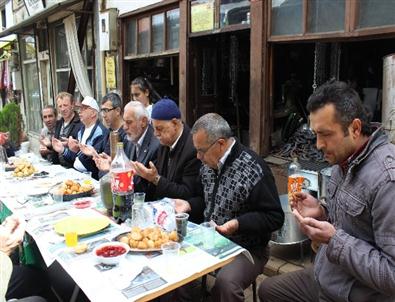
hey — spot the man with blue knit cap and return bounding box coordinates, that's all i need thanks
[132,98,201,201]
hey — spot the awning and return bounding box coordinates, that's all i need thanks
[0,0,82,39]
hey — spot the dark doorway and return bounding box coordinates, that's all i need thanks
[124,55,179,105]
[190,30,250,145]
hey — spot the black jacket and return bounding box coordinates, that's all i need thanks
[52,113,82,166]
[147,125,201,201]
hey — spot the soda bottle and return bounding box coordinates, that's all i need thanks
[287,157,304,202]
[111,142,134,223]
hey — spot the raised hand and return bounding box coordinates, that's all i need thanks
[290,192,326,220]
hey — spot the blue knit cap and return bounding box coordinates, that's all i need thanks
[151,98,181,120]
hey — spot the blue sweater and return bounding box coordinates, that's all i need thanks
[63,120,109,179]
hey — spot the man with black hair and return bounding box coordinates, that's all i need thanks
[259,80,395,302]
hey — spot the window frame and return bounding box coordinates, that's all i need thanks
[188,0,251,37]
[122,4,180,60]
[268,0,395,42]
[49,16,95,98]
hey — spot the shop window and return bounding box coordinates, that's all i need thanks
[271,0,302,36]
[152,13,164,53]
[191,0,215,33]
[52,17,94,97]
[125,19,137,55]
[358,0,395,29]
[20,36,41,133]
[220,0,250,27]
[307,0,345,33]
[124,7,180,58]
[166,9,179,50]
[138,17,150,54]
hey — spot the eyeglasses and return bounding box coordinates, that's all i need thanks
[100,108,116,114]
[196,139,220,157]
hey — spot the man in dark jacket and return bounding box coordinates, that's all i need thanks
[95,101,160,192]
[51,92,82,167]
[259,80,395,302]
[133,98,201,201]
[172,113,284,302]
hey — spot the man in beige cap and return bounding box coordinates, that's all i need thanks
[53,96,109,179]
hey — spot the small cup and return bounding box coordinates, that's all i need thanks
[200,222,215,249]
[133,192,145,204]
[64,225,78,248]
[53,192,63,203]
[161,241,181,273]
[81,171,93,186]
[175,213,189,240]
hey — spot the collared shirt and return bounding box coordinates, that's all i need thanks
[74,124,95,172]
[135,127,149,158]
[170,127,184,151]
[217,137,236,171]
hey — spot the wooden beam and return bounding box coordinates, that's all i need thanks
[179,0,190,123]
[249,0,271,156]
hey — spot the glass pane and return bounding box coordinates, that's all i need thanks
[138,17,150,54]
[152,13,164,53]
[271,0,302,35]
[21,36,36,61]
[220,0,250,27]
[125,19,137,55]
[167,9,179,50]
[22,63,41,133]
[358,0,395,28]
[85,17,93,67]
[54,23,69,69]
[56,71,69,93]
[308,0,345,33]
[191,0,215,33]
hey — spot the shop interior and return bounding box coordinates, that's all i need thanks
[190,30,250,145]
[124,55,179,104]
[271,38,395,155]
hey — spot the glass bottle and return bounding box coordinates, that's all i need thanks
[110,142,134,223]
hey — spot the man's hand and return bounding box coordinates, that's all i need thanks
[290,192,326,220]
[51,137,65,153]
[68,137,80,153]
[132,161,158,183]
[93,153,111,172]
[39,145,50,157]
[216,219,239,236]
[293,208,335,244]
[173,199,191,213]
[0,215,25,256]
[80,144,98,157]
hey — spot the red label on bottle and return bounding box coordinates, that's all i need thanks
[111,170,134,193]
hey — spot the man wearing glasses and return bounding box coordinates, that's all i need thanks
[132,98,201,201]
[171,113,284,302]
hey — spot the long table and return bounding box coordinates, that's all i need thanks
[0,155,251,302]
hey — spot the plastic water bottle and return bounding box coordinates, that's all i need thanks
[287,157,303,202]
[111,142,134,223]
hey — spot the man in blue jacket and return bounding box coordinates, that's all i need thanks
[53,96,108,179]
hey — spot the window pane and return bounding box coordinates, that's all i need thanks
[167,9,179,50]
[271,0,302,36]
[125,19,137,55]
[308,0,345,33]
[23,63,41,133]
[191,0,215,33]
[21,36,36,61]
[54,23,69,69]
[152,13,164,53]
[358,0,395,28]
[138,17,150,54]
[56,71,69,92]
[220,0,250,27]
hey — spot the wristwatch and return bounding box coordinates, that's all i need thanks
[152,174,161,186]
